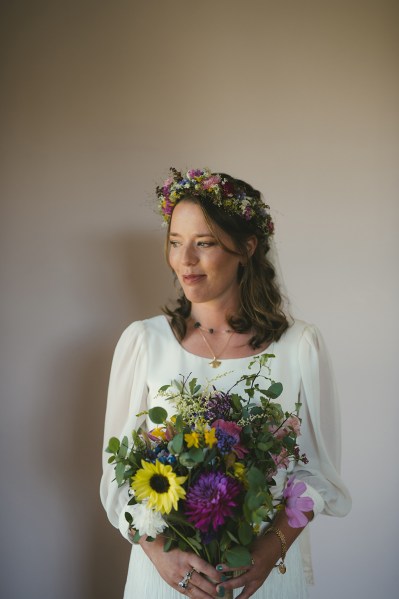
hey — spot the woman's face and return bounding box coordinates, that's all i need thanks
[168,201,242,309]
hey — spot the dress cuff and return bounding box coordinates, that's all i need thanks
[303,482,325,516]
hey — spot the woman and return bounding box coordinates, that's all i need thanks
[100,168,351,599]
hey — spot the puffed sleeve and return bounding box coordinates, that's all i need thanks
[294,324,351,517]
[100,321,149,541]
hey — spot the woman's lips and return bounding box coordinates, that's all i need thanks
[182,274,206,285]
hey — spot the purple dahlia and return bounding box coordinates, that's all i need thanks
[184,471,241,533]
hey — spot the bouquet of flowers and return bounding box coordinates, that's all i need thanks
[106,354,313,568]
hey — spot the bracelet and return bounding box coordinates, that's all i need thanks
[263,526,287,574]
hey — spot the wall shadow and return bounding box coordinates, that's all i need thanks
[35,231,176,598]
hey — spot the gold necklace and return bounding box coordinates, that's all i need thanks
[196,327,235,368]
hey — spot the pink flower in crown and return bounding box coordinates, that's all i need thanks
[283,475,314,528]
[162,177,174,193]
[202,175,221,189]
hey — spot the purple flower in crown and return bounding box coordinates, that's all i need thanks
[221,180,235,196]
[187,169,204,178]
[244,205,252,220]
[184,471,242,533]
[283,475,314,528]
[163,198,174,216]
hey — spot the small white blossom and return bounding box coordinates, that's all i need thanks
[127,501,167,538]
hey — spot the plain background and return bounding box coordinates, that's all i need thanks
[1,1,398,598]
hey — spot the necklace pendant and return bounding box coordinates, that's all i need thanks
[210,358,222,368]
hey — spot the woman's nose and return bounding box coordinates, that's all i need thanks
[182,245,198,265]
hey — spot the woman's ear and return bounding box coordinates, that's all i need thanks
[245,235,258,258]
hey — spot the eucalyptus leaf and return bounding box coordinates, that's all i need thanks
[115,461,125,486]
[257,441,273,452]
[265,382,283,399]
[187,447,204,463]
[148,406,168,424]
[158,384,171,392]
[179,453,198,468]
[225,545,252,568]
[118,435,129,458]
[238,521,254,546]
[226,530,240,544]
[106,437,120,454]
[163,538,173,552]
[170,432,184,454]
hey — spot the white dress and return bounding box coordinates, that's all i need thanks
[100,316,351,598]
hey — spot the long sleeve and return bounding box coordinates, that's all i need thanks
[294,324,352,517]
[100,321,149,540]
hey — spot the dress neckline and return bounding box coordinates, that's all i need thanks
[161,315,274,363]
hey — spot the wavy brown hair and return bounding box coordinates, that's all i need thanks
[163,175,289,349]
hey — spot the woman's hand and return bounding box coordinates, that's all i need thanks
[138,534,223,598]
[214,533,281,599]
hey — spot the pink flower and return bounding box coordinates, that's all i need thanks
[283,476,314,528]
[270,416,301,440]
[212,420,248,459]
[202,175,221,189]
[271,447,290,469]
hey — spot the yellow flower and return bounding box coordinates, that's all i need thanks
[150,427,167,441]
[184,431,200,448]
[204,427,217,448]
[233,462,247,486]
[131,460,187,514]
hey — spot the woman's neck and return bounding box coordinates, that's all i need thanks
[189,305,236,332]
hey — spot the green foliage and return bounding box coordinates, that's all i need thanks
[106,437,120,454]
[169,432,184,454]
[264,382,283,399]
[148,406,168,424]
[105,353,307,569]
[224,545,252,568]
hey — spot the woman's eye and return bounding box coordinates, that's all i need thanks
[197,241,215,247]
[169,240,180,248]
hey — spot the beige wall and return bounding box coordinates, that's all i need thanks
[1,1,398,598]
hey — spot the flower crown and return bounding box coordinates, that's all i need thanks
[156,168,274,240]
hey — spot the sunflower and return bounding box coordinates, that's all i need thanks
[131,460,187,514]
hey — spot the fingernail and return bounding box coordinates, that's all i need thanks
[217,587,225,598]
[216,564,224,571]
[221,574,228,582]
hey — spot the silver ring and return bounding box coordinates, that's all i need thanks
[178,567,195,589]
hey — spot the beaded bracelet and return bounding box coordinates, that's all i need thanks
[264,526,287,574]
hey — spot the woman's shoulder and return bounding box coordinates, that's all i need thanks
[277,318,321,349]
[118,315,168,344]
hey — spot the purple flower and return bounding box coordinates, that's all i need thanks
[184,471,242,533]
[212,420,248,459]
[204,392,231,422]
[283,476,314,528]
[187,169,204,178]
